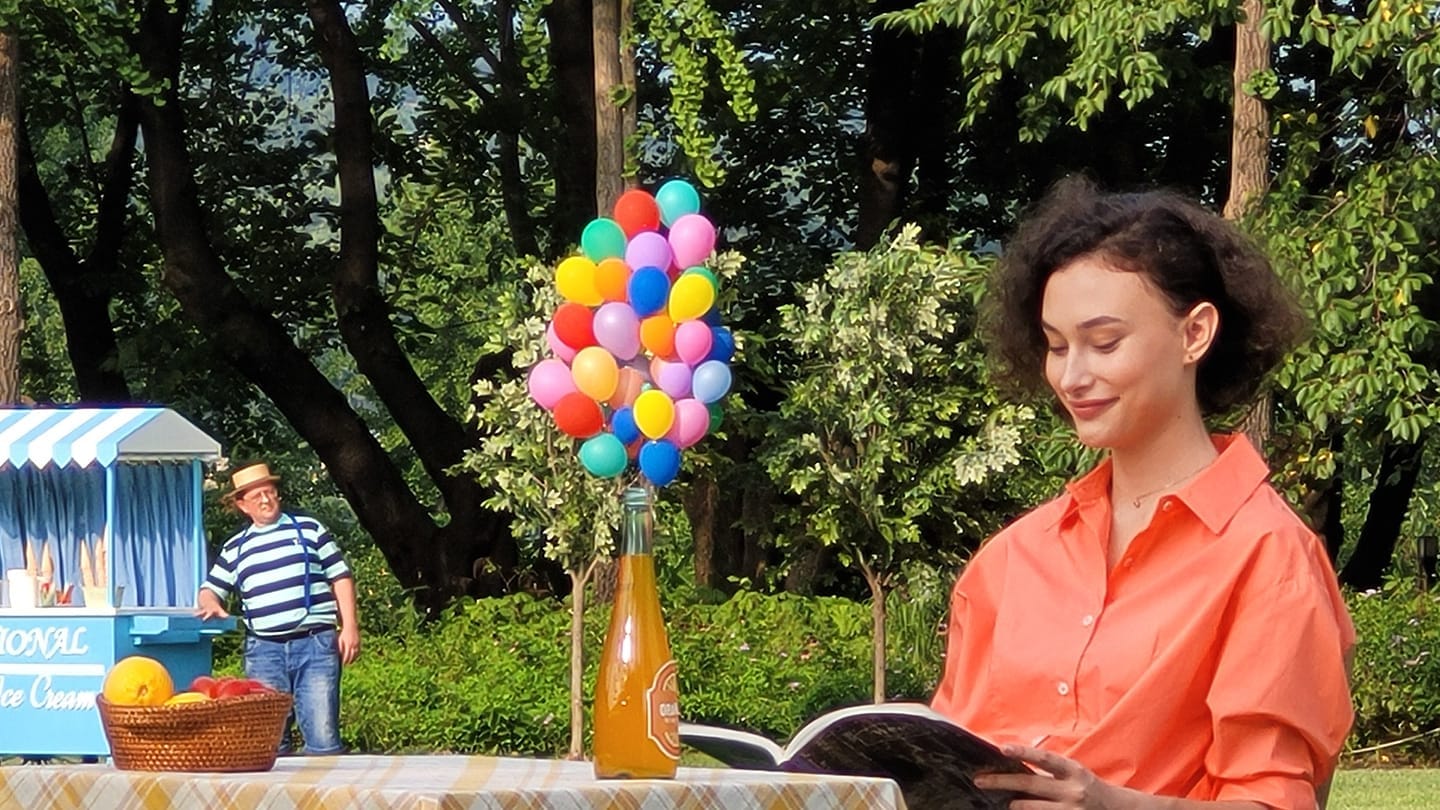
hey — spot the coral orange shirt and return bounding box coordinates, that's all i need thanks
[932,435,1354,810]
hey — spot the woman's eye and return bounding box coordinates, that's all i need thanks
[1094,339,1121,353]
[1046,345,1067,356]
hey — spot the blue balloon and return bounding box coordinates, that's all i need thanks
[638,439,682,487]
[691,360,732,404]
[655,179,701,227]
[701,306,723,327]
[611,407,641,445]
[628,267,670,317]
[579,433,628,478]
[706,327,735,363]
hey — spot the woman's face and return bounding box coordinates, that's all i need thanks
[1040,255,1213,453]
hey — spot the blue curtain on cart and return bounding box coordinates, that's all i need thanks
[113,463,197,608]
[0,465,105,594]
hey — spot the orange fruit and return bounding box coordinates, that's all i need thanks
[164,691,211,706]
[102,656,174,706]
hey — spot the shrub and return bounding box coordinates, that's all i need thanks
[1346,580,1440,763]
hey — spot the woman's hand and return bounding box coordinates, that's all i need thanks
[974,745,1128,810]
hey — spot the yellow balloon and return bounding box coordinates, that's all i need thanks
[632,389,675,439]
[667,273,716,322]
[571,347,619,401]
[556,256,602,306]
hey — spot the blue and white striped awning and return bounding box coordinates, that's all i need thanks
[0,408,221,468]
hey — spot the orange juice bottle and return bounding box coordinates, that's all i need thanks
[593,485,680,779]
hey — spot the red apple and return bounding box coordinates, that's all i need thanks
[190,675,218,698]
[215,679,254,699]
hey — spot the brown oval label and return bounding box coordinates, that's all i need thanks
[645,658,680,760]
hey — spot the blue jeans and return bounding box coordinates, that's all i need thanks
[243,628,344,755]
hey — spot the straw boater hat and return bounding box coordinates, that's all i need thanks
[224,462,281,502]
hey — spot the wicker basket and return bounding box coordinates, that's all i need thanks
[97,691,293,772]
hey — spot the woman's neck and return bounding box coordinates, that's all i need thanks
[1108,414,1218,506]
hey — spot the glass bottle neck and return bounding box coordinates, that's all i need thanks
[619,485,653,556]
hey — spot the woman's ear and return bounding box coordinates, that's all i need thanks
[1182,302,1219,365]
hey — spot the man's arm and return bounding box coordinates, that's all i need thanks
[331,575,360,665]
[194,586,230,620]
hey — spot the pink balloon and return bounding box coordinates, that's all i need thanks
[668,214,716,268]
[528,359,577,410]
[546,322,578,363]
[674,320,714,367]
[625,231,673,274]
[653,360,693,399]
[593,302,641,361]
[666,397,711,449]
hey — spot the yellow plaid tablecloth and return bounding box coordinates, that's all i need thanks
[0,754,908,809]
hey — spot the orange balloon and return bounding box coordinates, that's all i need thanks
[640,314,676,360]
[594,258,631,302]
[609,367,645,409]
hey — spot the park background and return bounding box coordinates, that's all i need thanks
[3,1,1438,806]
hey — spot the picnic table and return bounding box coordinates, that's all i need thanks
[0,753,909,809]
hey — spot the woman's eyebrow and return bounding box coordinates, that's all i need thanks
[1040,315,1126,332]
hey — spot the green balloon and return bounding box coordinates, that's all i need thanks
[706,402,723,431]
[581,218,627,261]
[579,433,628,478]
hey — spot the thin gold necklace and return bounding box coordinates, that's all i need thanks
[1122,461,1211,509]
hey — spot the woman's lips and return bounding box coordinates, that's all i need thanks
[1066,399,1115,420]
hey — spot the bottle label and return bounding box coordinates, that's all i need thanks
[645,659,681,760]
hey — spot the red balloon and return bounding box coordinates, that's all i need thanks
[553,302,597,350]
[613,189,661,238]
[554,392,604,438]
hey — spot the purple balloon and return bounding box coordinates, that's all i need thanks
[592,302,641,361]
[528,359,577,410]
[546,322,578,363]
[654,360,693,399]
[625,231,674,273]
[674,320,714,367]
[668,214,717,269]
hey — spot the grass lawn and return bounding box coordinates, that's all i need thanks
[1328,768,1440,809]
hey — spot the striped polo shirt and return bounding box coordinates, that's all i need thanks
[202,512,351,638]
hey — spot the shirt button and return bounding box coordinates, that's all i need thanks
[1160,499,1174,512]
[1122,557,1135,568]
[1081,614,1094,627]
[1057,681,1070,696]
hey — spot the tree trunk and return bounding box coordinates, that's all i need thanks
[306,0,511,575]
[855,0,924,250]
[592,0,623,214]
[1224,0,1273,450]
[1341,440,1426,590]
[0,30,20,404]
[859,559,888,703]
[131,0,494,616]
[567,561,595,760]
[17,99,136,402]
[545,0,597,239]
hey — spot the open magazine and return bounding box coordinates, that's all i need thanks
[679,702,1031,810]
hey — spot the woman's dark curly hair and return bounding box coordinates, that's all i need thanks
[985,176,1305,416]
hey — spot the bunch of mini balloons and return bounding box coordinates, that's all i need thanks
[527,180,734,487]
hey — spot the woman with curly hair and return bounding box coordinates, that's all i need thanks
[932,178,1353,809]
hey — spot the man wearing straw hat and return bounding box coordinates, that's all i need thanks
[196,461,360,755]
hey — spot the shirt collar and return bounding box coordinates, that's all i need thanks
[1052,434,1272,536]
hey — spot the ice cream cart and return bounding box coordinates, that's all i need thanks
[0,407,235,757]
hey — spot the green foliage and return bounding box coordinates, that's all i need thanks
[765,225,1031,583]
[634,0,759,187]
[1347,580,1440,761]
[212,589,938,755]
[461,261,624,575]
[874,0,1237,139]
